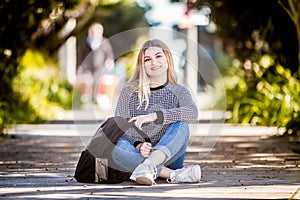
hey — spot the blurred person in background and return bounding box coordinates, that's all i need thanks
[76,22,115,103]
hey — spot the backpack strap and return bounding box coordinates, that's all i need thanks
[130,123,151,143]
[120,117,150,143]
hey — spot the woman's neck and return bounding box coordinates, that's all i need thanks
[149,76,168,88]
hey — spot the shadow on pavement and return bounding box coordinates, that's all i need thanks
[0,132,299,199]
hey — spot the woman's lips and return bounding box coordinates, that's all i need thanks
[151,66,160,70]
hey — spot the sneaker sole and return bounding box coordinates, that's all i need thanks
[135,176,153,186]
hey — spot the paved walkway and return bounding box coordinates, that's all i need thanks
[1,123,300,199]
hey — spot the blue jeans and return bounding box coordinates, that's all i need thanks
[111,121,189,176]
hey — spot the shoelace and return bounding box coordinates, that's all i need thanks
[167,166,192,183]
[146,164,158,185]
[175,171,190,182]
[137,164,158,180]
[152,165,158,180]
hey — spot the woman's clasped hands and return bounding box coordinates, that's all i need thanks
[137,142,152,158]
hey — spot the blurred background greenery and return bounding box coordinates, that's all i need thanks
[208,0,300,137]
[0,0,147,133]
[0,0,299,139]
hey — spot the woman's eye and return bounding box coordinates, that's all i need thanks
[156,54,163,59]
[144,58,151,62]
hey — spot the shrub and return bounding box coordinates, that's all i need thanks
[11,49,73,123]
[221,54,300,136]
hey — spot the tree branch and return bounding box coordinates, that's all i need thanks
[277,0,297,25]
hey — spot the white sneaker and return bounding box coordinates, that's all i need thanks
[130,163,157,186]
[167,165,201,183]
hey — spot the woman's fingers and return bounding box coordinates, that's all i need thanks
[129,115,153,130]
[129,117,143,130]
[140,145,152,152]
[135,120,142,130]
[141,152,148,158]
[143,142,152,150]
[128,117,137,123]
[139,142,152,158]
[141,150,150,158]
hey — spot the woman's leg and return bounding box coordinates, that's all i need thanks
[111,137,144,172]
[142,121,189,178]
[159,166,174,178]
[130,121,201,184]
[153,121,189,167]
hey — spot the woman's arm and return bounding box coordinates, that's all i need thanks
[160,85,198,125]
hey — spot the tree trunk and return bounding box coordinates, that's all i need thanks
[278,0,300,78]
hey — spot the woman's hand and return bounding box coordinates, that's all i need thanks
[128,113,157,130]
[137,142,152,158]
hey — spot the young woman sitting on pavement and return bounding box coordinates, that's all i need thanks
[111,39,201,185]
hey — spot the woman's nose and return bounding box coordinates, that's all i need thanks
[151,58,158,65]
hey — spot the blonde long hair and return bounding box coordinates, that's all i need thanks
[129,39,178,109]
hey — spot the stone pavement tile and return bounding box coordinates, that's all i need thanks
[0,133,299,199]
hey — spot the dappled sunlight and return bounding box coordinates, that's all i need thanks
[233,143,260,148]
[0,183,298,199]
[0,133,299,199]
[185,135,300,188]
[0,136,84,179]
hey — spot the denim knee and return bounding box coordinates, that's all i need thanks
[153,121,189,161]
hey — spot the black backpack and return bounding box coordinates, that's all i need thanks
[74,116,150,184]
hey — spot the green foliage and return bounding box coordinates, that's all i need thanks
[0,0,146,134]
[204,0,300,77]
[221,54,300,135]
[0,89,40,133]
[12,50,73,122]
[0,0,77,134]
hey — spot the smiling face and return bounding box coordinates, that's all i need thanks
[130,39,177,85]
[143,47,168,83]
[128,39,177,109]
